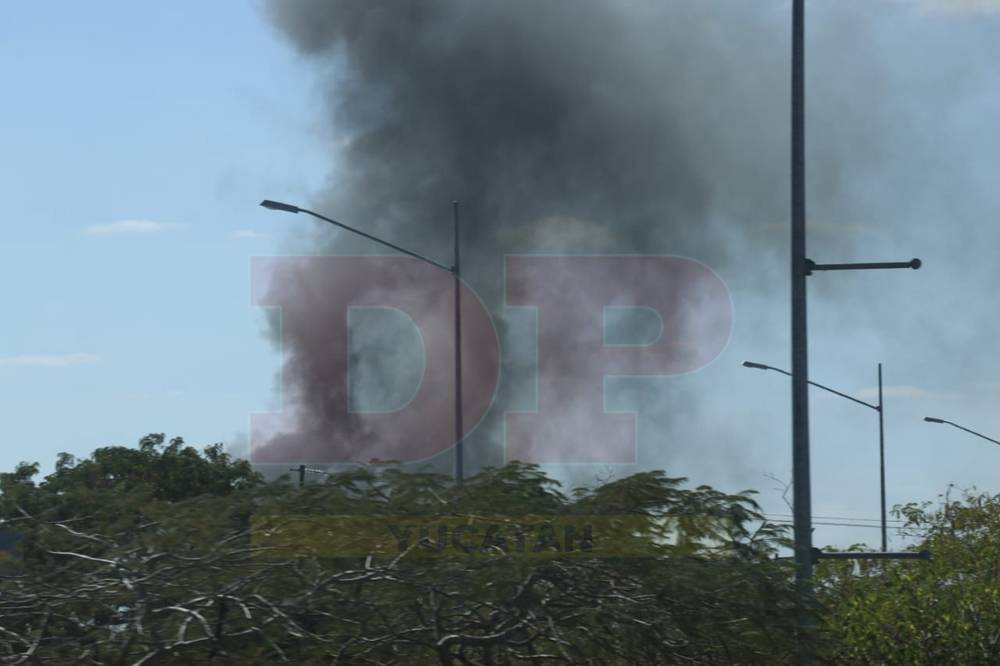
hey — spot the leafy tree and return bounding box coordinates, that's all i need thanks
[817,486,1000,664]
[1,433,262,523]
[43,433,263,500]
[0,439,800,664]
[0,435,264,591]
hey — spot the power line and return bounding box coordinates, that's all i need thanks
[765,512,906,525]
[766,518,927,532]
[770,521,910,530]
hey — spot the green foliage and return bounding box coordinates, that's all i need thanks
[818,486,1000,664]
[18,434,1000,662]
[46,433,263,500]
[0,434,264,576]
[0,437,800,664]
[1,433,261,516]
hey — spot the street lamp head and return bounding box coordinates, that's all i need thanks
[909,258,922,270]
[260,200,301,214]
[742,361,770,370]
[924,416,945,424]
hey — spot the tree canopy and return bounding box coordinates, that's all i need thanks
[12,434,997,663]
[817,486,1000,664]
[0,434,800,664]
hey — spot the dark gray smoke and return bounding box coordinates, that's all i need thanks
[257,0,1000,509]
[265,1,727,259]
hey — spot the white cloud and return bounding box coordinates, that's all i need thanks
[0,353,98,368]
[854,385,946,400]
[498,215,618,251]
[919,0,1000,13]
[83,219,175,236]
[970,381,1000,391]
[757,221,876,237]
[232,229,269,239]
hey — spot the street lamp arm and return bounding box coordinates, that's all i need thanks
[742,361,879,411]
[806,379,879,411]
[806,258,921,274]
[299,207,455,273]
[260,200,454,274]
[924,417,1000,447]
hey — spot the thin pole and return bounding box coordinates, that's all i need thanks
[453,201,464,485]
[791,0,815,661]
[261,198,466,482]
[878,363,887,552]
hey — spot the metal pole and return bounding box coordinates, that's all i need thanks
[744,360,889,556]
[453,201,464,485]
[878,363,887,552]
[261,198,464,481]
[791,0,815,661]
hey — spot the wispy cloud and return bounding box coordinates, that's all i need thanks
[919,0,1000,13]
[498,216,617,251]
[83,219,175,236]
[972,381,1000,389]
[232,229,269,239]
[757,221,875,237]
[855,385,950,400]
[0,353,98,368]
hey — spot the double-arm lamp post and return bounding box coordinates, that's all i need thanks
[788,1,924,661]
[260,199,467,485]
[924,417,1000,447]
[744,361,889,552]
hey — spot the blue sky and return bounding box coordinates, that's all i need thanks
[0,2,325,476]
[4,1,1000,553]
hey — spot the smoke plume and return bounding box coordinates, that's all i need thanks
[255,0,1000,504]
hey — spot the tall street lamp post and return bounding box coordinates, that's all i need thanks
[260,199,467,485]
[789,6,812,655]
[788,2,922,661]
[743,360,889,552]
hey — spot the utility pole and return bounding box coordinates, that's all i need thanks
[789,3,814,661]
[789,3,921,661]
[453,201,464,485]
[878,363,886,552]
[743,361,888,553]
[262,199,467,485]
[746,360,889,552]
